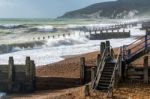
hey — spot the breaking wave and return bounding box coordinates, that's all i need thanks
[45,35,89,47]
[0,24,26,29]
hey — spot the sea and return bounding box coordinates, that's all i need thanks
[0,18,146,66]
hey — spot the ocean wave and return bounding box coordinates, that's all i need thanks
[0,24,26,29]
[66,23,114,31]
[36,25,54,32]
[0,41,44,54]
[45,35,88,47]
[28,25,55,32]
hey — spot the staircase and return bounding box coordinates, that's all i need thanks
[97,62,116,90]
[92,46,120,91]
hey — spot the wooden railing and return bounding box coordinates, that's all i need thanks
[92,46,112,89]
[123,34,150,60]
[109,47,121,89]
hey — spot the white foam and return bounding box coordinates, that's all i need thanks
[66,23,114,30]
[1,24,22,28]
[36,25,54,32]
[0,37,135,66]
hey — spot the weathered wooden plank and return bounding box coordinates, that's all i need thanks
[15,65,26,72]
[80,57,85,84]
[0,73,8,80]
[144,56,149,83]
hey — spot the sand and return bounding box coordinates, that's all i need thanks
[6,43,150,99]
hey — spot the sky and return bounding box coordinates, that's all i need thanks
[0,0,115,18]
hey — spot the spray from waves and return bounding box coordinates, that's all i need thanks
[0,41,45,54]
[28,25,55,32]
[44,34,89,47]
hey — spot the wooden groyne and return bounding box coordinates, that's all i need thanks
[0,57,36,93]
[88,30,130,40]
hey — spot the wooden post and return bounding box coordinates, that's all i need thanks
[91,67,96,82]
[118,55,122,80]
[84,84,90,97]
[100,42,106,54]
[145,31,148,48]
[117,29,119,33]
[128,49,131,57]
[96,54,101,67]
[110,48,114,57]
[30,60,35,81]
[26,57,30,78]
[80,57,86,84]
[144,56,148,84]
[106,29,108,33]
[30,60,36,91]
[107,86,113,98]
[8,57,14,91]
[123,29,125,33]
[95,30,97,34]
[106,41,110,53]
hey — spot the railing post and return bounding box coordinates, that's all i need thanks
[80,57,86,84]
[145,31,148,48]
[128,49,131,57]
[100,42,106,54]
[96,54,101,67]
[106,41,110,53]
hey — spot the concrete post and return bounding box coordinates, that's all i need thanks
[8,57,14,91]
[144,56,149,84]
[80,57,86,84]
